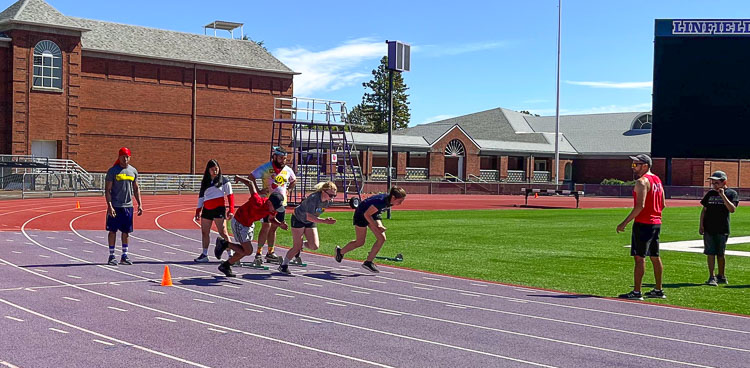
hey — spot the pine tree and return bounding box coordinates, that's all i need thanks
[359,56,410,133]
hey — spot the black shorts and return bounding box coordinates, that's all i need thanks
[106,207,133,233]
[703,233,729,256]
[291,214,316,228]
[262,211,285,224]
[353,213,382,228]
[201,206,226,220]
[631,222,661,257]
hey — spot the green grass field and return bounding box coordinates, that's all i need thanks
[241,206,750,315]
[728,243,750,252]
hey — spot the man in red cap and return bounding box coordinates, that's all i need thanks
[105,147,143,265]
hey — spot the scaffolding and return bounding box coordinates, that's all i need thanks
[272,97,363,208]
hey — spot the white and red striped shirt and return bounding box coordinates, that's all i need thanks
[196,177,234,215]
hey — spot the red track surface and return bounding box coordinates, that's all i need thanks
[0,194,699,231]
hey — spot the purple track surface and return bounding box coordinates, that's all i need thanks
[1,208,750,367]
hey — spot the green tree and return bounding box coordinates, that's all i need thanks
[241,35,267,51]
[346,103,373,132]
[360,56,410,133]
[519,110,541,117]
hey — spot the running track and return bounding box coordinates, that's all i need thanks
[0,196,747,368]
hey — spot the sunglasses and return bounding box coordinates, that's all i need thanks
[325,191,338,198]
[631,163,645,168]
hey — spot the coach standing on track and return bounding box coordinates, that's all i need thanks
[105,147,143,266]
[616,154,666,300]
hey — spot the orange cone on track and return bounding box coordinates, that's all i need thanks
[161,266,173,286]
[534,193,539,199]
[76,201,80,209]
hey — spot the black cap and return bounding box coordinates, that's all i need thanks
[268,192,285,212]
[708,170,728,181]
[629,154,652,167]
[272,146,287,156]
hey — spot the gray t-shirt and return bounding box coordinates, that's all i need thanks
[106,164,138,208]
[293,192,331,225]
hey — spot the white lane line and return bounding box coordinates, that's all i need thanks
[82,250,93,253]
[507,298,528,304]
[351,290,370,295]
[223,284,241,289]
[0,361,20,368]
[300,318,323,324]
[413,286,433,291]
[142,271,156,275]
[164,251,176,255]
[57,247,68,250]
[49,327,69,334]
[398,297,416,302]
[92,339,115,346]
[67,275,82,279]
[24,288,37,292]
[141,249,152,252]
[147,290,166,295]
[39,255,50,258]
[445,305,467,309]
[304,282,323,287]
[46,237,55,239]
[62,297,80,302]
[11,251,21,254]
[107,306,128,312]
[244,308,264,313]
[377,311,402,316]
[471,283,488,287]
[368,280,387,284]
[64,239,73,242]
[4,316,24,322]
[207,328,228,334]
[461,293,481,298]
[37,269,48,273]
[193,299,215,304]
[422,277,440,281]
[326,302,347,307]
[275,293,295,298]
[155,317,177,323]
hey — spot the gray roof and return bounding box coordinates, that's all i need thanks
[0,0,85,31]
[296,130,429,150]
[524,112,651,155]
[395,108,548,145]
[475,133,578,155]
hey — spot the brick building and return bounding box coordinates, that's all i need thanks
[0,0,295,174]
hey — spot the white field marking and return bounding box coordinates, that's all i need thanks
[326,302,347,307]
[445,305,468,309]
[300,318,323,324]
[193,299,214,304]
[108,306,128,312]
[141,249,152,252]
[49,327,69,334]
[155,317,177,323]
[4,316,23,322]
[377,311,402,316]
[36,269,47,273]
[412,286,433,291]
[147,290,166,295]
[471,284,489,287]
[460,293,481,298]
[92,339,116,346]
[507,299,529,304]
[24,243,33,245]
[67,275,82,279]
[24,288,37,292]
[164,251,176,255]
[66,213,743,365]
[207,328,228,333]
[244,308,264,313]
[64,239,73,241]
[398,297,416,302]
[142,271,156,275]
[223,284,241,289]
[38,255,50,258]
[11,251,21,254]
[62,297,80,302]
[46,237,55,239]
[57,247,67,250]
[275,293,295,298]
[304,282,323,287]
[368,280,387,284]
[350,290,370,295]
[422,277,440,281]
[0,362,19,368]
[81,250,93,253]
[5,239,12,242]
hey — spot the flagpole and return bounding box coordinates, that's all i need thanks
[554,0,562,187]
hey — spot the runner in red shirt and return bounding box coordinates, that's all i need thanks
[616,154,666,300]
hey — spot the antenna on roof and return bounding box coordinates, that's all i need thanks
[204,21,244,39]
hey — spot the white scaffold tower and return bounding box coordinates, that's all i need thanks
[271,97,363,208]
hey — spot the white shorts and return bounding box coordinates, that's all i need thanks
[231,217,255,244]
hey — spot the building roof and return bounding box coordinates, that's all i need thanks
[0,0,295,75]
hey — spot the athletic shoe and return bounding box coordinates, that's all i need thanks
[119,255,133,265]
[291,256,303,265]
[265,252,281,262]
[361,261,379,273]
[644,289,666,299]
[218,262,236,277]
[107,255,118,266]
[253,254,263,266]
[706,276,718,286]
[194,254,209,263]
[227,249,234,258]
[277,264,291,275]
[617,290,643,300]
[335,246,343,263]
[214,237,228,260]
[717,275,729,285]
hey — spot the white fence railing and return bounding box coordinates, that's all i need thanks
[371,167,396,181]
[405,167,428,181]
[506,170,525,183]
[533,171,551,183]
[480,169,499,181]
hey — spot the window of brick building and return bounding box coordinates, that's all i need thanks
[631,113,652,130]
[33,40,62,89]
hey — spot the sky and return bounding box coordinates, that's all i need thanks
[39,0,750,126]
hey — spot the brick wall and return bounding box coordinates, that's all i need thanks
[0,46,10,154]
[429,127,480,179]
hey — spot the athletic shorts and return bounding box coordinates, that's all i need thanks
[201,206,226,220]
[106,207,133,233]
[353,213,382,228]
[230,217,255,244]
[291,214,316,228]
[631,222,661,257]
[262,211,285,224]
[703,233,729,256]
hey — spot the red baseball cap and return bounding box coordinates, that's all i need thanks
[118,147,131,157]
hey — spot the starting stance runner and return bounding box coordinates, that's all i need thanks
[215,176,287,277]
[194,159,234,263]
[335,186,407,273]
[278,182,338,275]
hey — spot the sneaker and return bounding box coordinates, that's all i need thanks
[119,255,133,265]
[706,276,718,286]
[291,256,303,265]
[617,290,643,300]
[107,255,118,266]
[717,275,729,285]
[218,262,236,277]
[277,264,291,275]
[214,238,228,260]
[362,261,379,273]
[194,254,209,263]
[265,252,281,262]
[253,254,264,267]
[644,289,666,299]
[335,246,343,263]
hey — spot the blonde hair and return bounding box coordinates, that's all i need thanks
[389,186,407,199]
[313,181,338,193]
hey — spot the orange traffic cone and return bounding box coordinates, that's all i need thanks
[534,193,539,199]
[75,201,80,209]
[161,265,173,286]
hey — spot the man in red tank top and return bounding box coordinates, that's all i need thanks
[616,154,666,300]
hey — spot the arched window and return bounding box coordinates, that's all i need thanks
[631,113,652,130]
[33,40,62,89]
[444,139,465,157]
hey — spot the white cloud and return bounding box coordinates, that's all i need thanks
[565,81,652,89]
[412,114,456,126]
[414,41,508,57]
[273,38,385,97]
[527,102,651,116]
